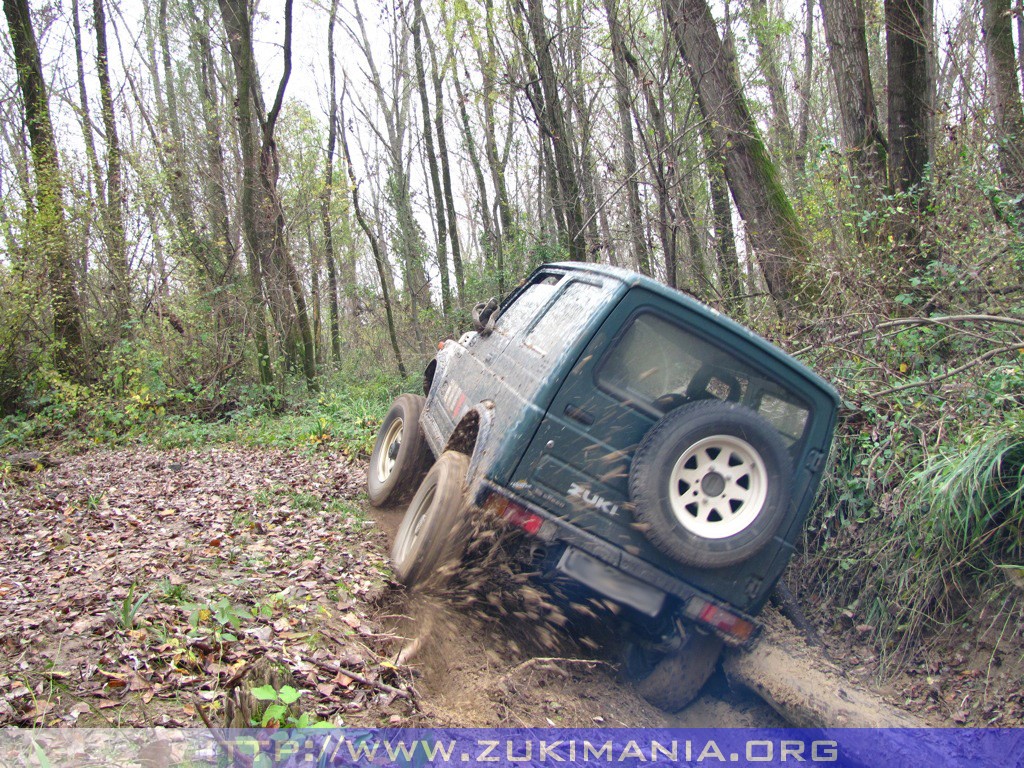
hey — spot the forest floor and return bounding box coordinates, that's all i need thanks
[0,445,1016,729]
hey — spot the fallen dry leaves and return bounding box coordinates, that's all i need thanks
[0,446,413,727]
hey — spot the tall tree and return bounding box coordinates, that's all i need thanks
[602,0,651,275]
[520,0,587,261]
[820,0,888,198]
[424,26,465,304]
[339,95,407,378]
[983,0,1024,207]
[664,0,814,313]
[412,0,451,315]
[747,0,797,170]
[93,0,130,330]
[885,0,933,196]
[321,0,342,362]
[219,0,317,390]
[4,0,84,374]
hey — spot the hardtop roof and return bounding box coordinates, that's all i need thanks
[543,261,840,405]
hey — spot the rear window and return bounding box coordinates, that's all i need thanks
[597,312,811,447]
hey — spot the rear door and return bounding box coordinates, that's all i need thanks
[510,287,820,608]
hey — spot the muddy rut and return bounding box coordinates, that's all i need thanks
[368,503,786,728]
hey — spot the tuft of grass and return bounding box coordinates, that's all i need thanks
[845,414,1024,663]
[116,583,150,630]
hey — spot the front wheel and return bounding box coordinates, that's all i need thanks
[367,394,432,507]
[391,451,471,587]
[623,631,723,712]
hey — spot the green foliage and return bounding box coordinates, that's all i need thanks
[115,584,150,630]
[248,683,328,729]
[185,596,251,644]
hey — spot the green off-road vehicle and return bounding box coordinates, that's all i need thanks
[368,263,838,710]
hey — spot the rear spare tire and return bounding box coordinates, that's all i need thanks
[629,400,792,568]
[367,394,432,507]
[391,451,471,587]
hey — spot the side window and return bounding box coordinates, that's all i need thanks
[524,281,606,356]
[494,276,560,336]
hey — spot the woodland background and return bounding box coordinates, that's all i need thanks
[1,0,1024,670]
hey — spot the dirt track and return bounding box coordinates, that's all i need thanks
[368,503,787,728]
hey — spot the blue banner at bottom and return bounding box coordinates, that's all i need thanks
[2,727,1021,768]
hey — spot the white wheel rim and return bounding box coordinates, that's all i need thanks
[376,417,404,484]
[394,484,436,565]
[668,435,768,540]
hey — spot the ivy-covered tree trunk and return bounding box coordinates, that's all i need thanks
[664,0,814,314]
[4,0,85,376]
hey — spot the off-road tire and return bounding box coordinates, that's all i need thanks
[367,394,432,507]
[629,400,792,568]
[624,631,723,712]
[391,451,471,587]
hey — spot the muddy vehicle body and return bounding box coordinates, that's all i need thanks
[369,263,838,710]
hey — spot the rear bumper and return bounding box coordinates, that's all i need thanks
[476,479,760,646]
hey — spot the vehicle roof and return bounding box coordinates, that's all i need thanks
[545,261,840,406]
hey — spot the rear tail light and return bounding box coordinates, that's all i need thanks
[483,493,544,535]
[684,596,755,643]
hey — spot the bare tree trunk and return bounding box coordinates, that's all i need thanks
[665,0,813,313]
[191,16,236,282]
[321,0,342,362]
[159,0,200,257]
[483,0,514,290]
[70,0,103,207]
[217,0,272,387]
[1017,3,1024,95]
[522,0,586,261]
[425,29,465,305]
[885,0,933,196]
[820,0,888,200]
[339,99,406,378]
[412,0,450,315]
[983,0,1024,206]
[451,67,497,276]
[93,0,130,331]
[4,0,84,376]
[603,0,651,275]
[708,144,742,308]
[748,0,797,169]
[794,0,816,176]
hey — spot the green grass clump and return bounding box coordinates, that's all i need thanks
[826,414,1024,663]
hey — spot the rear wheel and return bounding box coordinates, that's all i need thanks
[623,631,723,712]
[391,451,471,587]
[367,394,432,507]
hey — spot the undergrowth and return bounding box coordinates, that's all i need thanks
[0,365,412,458]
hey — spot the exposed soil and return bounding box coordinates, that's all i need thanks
[369,502,786,728]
